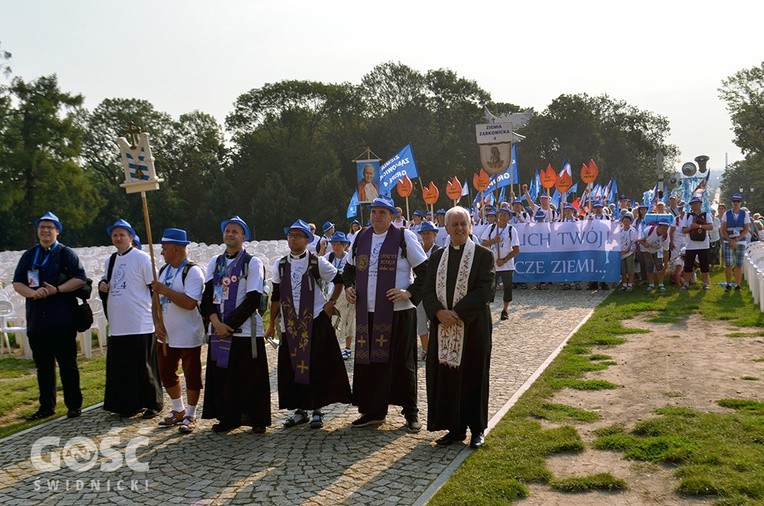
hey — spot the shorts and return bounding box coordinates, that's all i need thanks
[494,270,514,303]
[684,248,709,274]
[621,255,635,276]
[157,345,203,390]
[722,242,746,268]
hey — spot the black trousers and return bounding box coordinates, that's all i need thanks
[28,327,82,412]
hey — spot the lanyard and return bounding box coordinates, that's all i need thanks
[164,259,188,287]
[216,250,242,282]
[32,242,59,268]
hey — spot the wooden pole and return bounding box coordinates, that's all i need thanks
[141,191,167,356]
[405,197,410,222]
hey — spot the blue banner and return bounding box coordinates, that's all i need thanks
[378,144,419,196]
[346,190,359,218]
[474,221,621,283]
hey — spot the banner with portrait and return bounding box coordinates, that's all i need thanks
[356,159,381,203]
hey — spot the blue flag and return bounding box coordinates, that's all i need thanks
[528,170,540,201]
[346,190,359,218]
[378,144,419,196]
[509,144,519,184]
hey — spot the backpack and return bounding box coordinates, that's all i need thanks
[689,212,707,241]
[488,223,512,241]
[278,253,322,284]
[158,260,208,329]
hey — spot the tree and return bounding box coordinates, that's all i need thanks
[0,75,103,249]
[719,61,764,159]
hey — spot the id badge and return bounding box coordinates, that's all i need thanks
[222,284,230,301]
[213,285,223,305]
[27,270,40,288]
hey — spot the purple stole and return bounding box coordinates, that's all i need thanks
[210,250,247,369]
[355,227,400,365]
[280,258,314,385]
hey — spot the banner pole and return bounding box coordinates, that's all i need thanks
[141,191,167,357]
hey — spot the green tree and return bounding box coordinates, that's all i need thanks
[719,61,764,158]
[0,75,103,249]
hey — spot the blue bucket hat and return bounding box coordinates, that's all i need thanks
[621,212,634,221]
[436,208,446,215]
[638,203,649,209]
[370,195,397,215]
[418,221,438,234]
[539,194,550,200]
[350,219,361,226]
[35,211,63,232]
[160,228,191,245]
[132,234,142,250]
[486,209,497,216]
[107,218,137,238]
[220,215,251,241]
[412,209,424,218]
[593,200,604,208]
[284,219,313,241]
[322,221,335,233]
[497,207,512,216]
[329,231,350,244]
[657,218,673,226]
[731,193,744,201]
[689,196,701,204]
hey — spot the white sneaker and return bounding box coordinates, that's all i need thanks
[341,348,352,360]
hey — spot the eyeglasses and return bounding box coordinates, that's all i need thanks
[287,233,307,240]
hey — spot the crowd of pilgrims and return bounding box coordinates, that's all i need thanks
[16,188,760,449]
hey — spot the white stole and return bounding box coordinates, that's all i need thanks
[435,238,475,368]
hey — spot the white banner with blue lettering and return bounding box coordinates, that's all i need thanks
[474,221,621,283]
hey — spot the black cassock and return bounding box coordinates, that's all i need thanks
[422,242,495,435]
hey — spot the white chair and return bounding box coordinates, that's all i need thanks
[88,297,108,352]
[0,299,30,358]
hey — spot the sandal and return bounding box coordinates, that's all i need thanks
[283,409,308,428]
[158,410,186,426]
[178,416,196,434]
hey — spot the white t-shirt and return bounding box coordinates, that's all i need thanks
[680,212,711,250]
[347,227,428,311]
[324,250,350,294]
[105,248,155,336]
[434,227,449,248]
[205,253,264,337]
[619,227,638,259]
[272,253,337,317]
[639,225,671,254]
[721,209,751,245]
[159,261,205,348]
[479,223,520,271]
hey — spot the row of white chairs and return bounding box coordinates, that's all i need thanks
[0,240,291,358]
[744,242,764,312]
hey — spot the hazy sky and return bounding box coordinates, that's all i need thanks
[4,0,761,176]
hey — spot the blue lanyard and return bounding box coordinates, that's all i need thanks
[32,242,59,268]
[216,251,242,281]
[164,259,188,286]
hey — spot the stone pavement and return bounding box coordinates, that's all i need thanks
[0,288,609,505]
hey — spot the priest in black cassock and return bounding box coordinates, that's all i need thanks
[423,206,495,449]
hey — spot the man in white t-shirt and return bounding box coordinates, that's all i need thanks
[680,196,713,289]
[200,215,270,434]
[151,228,206,433]
[637,218,672,291]
[344,195,429,431]
[720,193,751,291]
[480,208,520,320]
[98,219,163,418]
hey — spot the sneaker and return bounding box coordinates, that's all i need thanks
[341,348,352,360]
[681,283,689,291]
[703,284,710,290]
[620,285,627,291]
[625,285,633,291]
[735,285,741,291]
[405,414,422,433]
[646,284,654,291]
[351,414,386,427]
[725,284,732,292]
[658,285,666,292]
[310,412,324,429]
[500,310,508,320]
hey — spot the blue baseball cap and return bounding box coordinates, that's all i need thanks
[220,215,251,241]
[731,193,744,201]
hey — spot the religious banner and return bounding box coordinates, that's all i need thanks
[477,143,511,175]
[378,144,419,196]
[117,131,163,194]
[356,159,381,203]
[474,221,621,283]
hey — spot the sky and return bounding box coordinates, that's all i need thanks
[3,0,762,177]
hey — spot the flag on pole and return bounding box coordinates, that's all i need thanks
[509,144,519,184]
[528,170,540,201]
[461,181,469,197]
[378,144,419,196]
[346,190,359,218]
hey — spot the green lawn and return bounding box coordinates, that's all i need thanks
[429,272,764,505]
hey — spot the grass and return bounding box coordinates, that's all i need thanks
[429,271,764,505]
[0,354,107,439]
